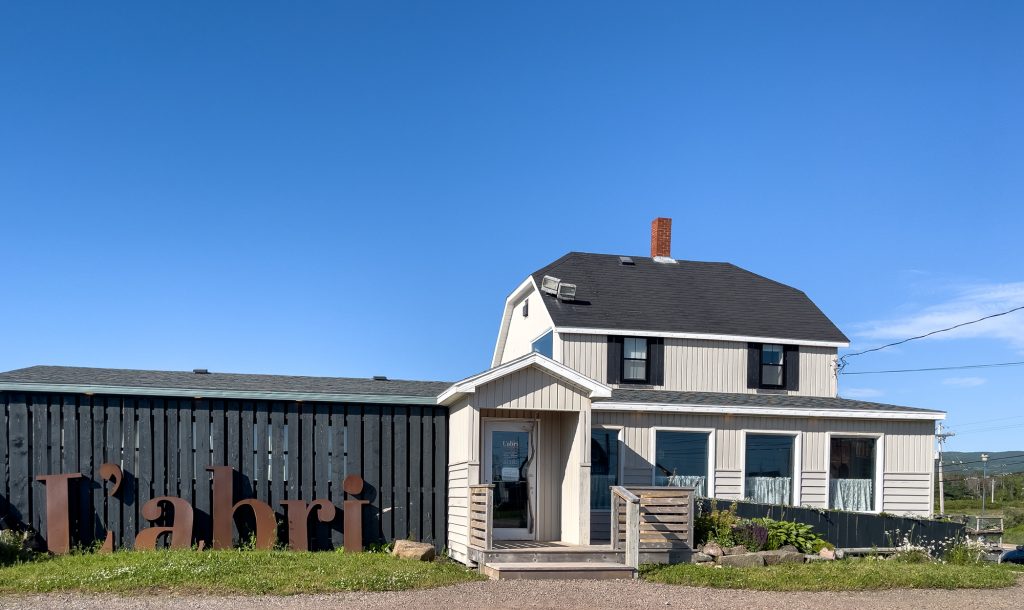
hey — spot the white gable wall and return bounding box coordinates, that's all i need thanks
[498,287,556,365]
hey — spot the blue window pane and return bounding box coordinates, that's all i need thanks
[590,429,620,509]
[531,331,553,358]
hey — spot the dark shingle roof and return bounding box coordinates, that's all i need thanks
[0,366,450,403]
[531,253,849,344]
[608,388,942,415]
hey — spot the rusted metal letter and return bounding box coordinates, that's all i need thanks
[134,496,194,550]
[342,474,368,553]
[98,463,124,553]
[208,466,277,550]
[280,499,337,551]
[35,473,83,555]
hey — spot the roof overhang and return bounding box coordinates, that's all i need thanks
[0,382,440,405]
[439,352,612,406]
[555,327,850,348]
[593,401,945,421]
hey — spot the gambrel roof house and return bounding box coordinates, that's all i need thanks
[0,218,943,573]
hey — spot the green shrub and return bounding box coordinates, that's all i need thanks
[753,518,821,553]
[0,530,34,567]
[694,505,740,547]
[945,539,987,565]
[731,522,769,552]
[1003,507,1024,529]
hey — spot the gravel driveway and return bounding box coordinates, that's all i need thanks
[2,579,1023,610]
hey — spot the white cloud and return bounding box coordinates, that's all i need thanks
[942,376,987,388]
[852,282,1024,350]
[840,387,884,399]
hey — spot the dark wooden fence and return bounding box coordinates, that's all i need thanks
[697,498,965,549]
[0,392,447,551]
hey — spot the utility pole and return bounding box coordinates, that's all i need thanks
[981,453,989,517]
[935,422,955,516]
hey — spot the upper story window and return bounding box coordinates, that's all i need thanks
[531,330,553,359]
[747,343,799,391]
[622,337,648,382]
[760,344,785,388]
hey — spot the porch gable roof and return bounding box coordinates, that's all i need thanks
[437,352,612,406]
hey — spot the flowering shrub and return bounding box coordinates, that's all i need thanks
[731,522,769,552]
[695,505,829,553]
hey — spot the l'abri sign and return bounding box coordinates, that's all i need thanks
[36,464,369,554]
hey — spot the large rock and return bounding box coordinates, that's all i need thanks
[691,552,714,563]
[717,553,765,568]
[779,545,799,553]
[759,550,806,565]
[723,545,748,556]
[391,540,436,561]
[818,548,836,560]
[702,542,725,558]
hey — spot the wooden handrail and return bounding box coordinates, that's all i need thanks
[611,486,695,569]
[468,484,494,550]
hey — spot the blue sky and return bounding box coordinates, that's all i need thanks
[1,2,1022,451]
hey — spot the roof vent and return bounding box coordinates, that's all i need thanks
[372,375,388,381]
[540,275,561,295]
[193,369,210,375]
[653,256,677,264]
[619,256,634,265]
[556,282,577,302]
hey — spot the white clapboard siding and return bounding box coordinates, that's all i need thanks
[592,411,935,516]
[474,366,590,412]
[560,334,837,397]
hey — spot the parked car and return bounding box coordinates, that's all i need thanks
[1000,546,1024,565]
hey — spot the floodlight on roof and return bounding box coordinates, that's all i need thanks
[556,282,577,302]
[540,275,561,295]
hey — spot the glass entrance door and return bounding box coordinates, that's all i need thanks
[483,420,536,540]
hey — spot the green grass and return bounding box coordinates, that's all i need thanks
[940,499,1024,514]
[641,560,1024,591]
[1006,525,1024,545]
[0,550,483,595]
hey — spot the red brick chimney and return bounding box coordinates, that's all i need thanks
[650,217,672,258]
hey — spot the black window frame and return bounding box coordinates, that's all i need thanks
[758,343,786,389]
[620,336,650,384]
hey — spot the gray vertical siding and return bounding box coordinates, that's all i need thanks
[560,334,838,397]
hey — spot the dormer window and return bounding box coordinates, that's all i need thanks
[622,337,649,382]
[760,344,785,388]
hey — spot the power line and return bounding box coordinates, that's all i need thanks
[839,360,1024,374]
[953,414,1024,428]
[838,304,1024,371]
[941,452,1024,467]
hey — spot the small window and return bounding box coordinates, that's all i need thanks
[590,429,621,510]
[760,344,785,388]
[531,330,553,358]
[622,337,648,383]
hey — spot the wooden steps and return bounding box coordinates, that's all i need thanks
[480,561,636,580]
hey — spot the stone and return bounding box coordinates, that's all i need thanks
[818,547,836,560]
[759,550,805,565]
[702,542,725,558]
[391,539,436,561]
[804,554,827,562]
[691,552,714,563]
[834,549,845,560]
[717,553,766,568]
[779,545,799,553]
[723,545,748,556]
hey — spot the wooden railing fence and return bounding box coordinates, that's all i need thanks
[468,484,493,550]
[611,486,694,568]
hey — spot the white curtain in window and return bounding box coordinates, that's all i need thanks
[745,476,791,505]
[655,474,706,497]
[830,478,873,512]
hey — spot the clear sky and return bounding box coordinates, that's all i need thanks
[2,2,1022,451]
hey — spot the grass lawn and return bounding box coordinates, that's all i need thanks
[0,550,483,595]
[641,560,1024,591]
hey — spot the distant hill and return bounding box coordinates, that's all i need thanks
[941,451,1024,474]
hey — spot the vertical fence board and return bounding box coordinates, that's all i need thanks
[104,397,123,548]
[78,397,94,543]
[393,407,408,539]
[31,395,49,539]
[330,405,345,548]
[0,394,8,520]
[165,401,180,499]
[408,407,421,540]
[121,399,138,545]
[362,405,381,546]
[300,404,314,502]
[178,401,194,505]
[252,402,268,504]
[271,403,285,505]
[194,400,211,545]
[314,405,330,546]
[432,409,446,547]
[8,395,29,528]
[241,402,255,499]
[137,399,153,530]
[286,403,299,500]
[421,412,433,544]
[380,406,393,542]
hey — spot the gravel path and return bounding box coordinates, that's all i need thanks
[2,579,1023,610]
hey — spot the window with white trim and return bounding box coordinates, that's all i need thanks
[653,430,709,497]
